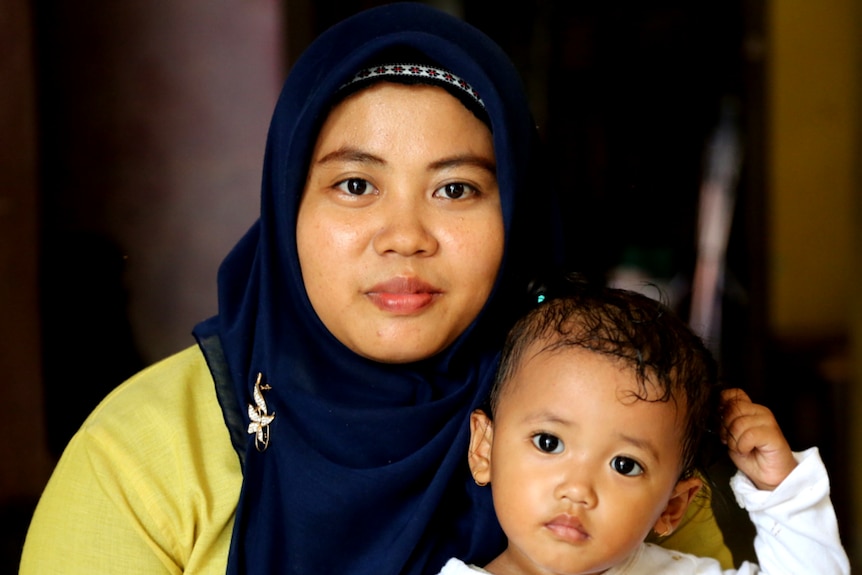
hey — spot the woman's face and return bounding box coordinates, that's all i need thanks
[297,82,504,363]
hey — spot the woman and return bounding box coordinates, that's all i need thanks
[20,3,730,574]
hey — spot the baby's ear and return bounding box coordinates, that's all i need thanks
[653,476,702,538]
[468,410,494,486]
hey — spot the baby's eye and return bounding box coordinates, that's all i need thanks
[610,456,644,477]
[435,182,476,200]
[335,178,375,195]
[531,433,564,454]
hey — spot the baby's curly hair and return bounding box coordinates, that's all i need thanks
[491,274,724,480]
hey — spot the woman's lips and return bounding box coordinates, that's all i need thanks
[367,277,442,313]
[545,515,590,543]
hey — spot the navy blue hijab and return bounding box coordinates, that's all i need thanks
[193,3,560,573]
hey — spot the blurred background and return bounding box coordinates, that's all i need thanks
[1,0,859,571]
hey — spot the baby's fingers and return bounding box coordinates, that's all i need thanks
[721,389,784,456]
[720,388,796,490]
[719,388,756,445]
[724,409,782,456]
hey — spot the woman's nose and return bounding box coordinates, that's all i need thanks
[372,195,439,257]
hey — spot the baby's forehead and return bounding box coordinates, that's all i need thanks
[510,341,679,405]
[501,343,687,433]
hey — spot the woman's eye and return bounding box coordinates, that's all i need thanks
[531,433,563,454]
[436,182,475,200]
[335,178,374,195]
[610,456,644,477]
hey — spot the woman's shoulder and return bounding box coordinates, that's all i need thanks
[77,342,241,481]
[76,345,215,440]
[84,344,217,421]
[655,492,734,569]
[22,345,241,573]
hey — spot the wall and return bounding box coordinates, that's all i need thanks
[0,1,54,570]
[767,0,860,566]
[0,0,53,502]
[35,1,284,366]
[768,1,857,339]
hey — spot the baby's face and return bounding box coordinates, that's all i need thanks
[481,346,688,575]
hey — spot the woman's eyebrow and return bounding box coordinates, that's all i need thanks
[429,154,496,175]
[315,146,385,166]
[315,148,497,176]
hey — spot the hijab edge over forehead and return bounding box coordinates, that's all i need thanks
[197,1,547,392]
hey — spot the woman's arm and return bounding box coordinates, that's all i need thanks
[20,346,240,574]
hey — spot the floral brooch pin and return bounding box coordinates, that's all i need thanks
[247,372,275,452]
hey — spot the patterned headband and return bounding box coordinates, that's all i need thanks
[339,63,485,109]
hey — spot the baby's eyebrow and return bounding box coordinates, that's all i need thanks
[618,433,661,463]
[519,409,568,426]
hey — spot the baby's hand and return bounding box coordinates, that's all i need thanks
[720,388,797,491]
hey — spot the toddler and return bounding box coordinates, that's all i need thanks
[440,277,849,574]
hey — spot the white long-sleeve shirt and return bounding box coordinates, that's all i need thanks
[439,448,849,574]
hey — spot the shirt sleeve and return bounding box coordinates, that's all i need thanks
[19,346,241,575]
[19,423,179,574]
[730,447,850,575]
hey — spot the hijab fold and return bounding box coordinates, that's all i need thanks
[193,3,561,573]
